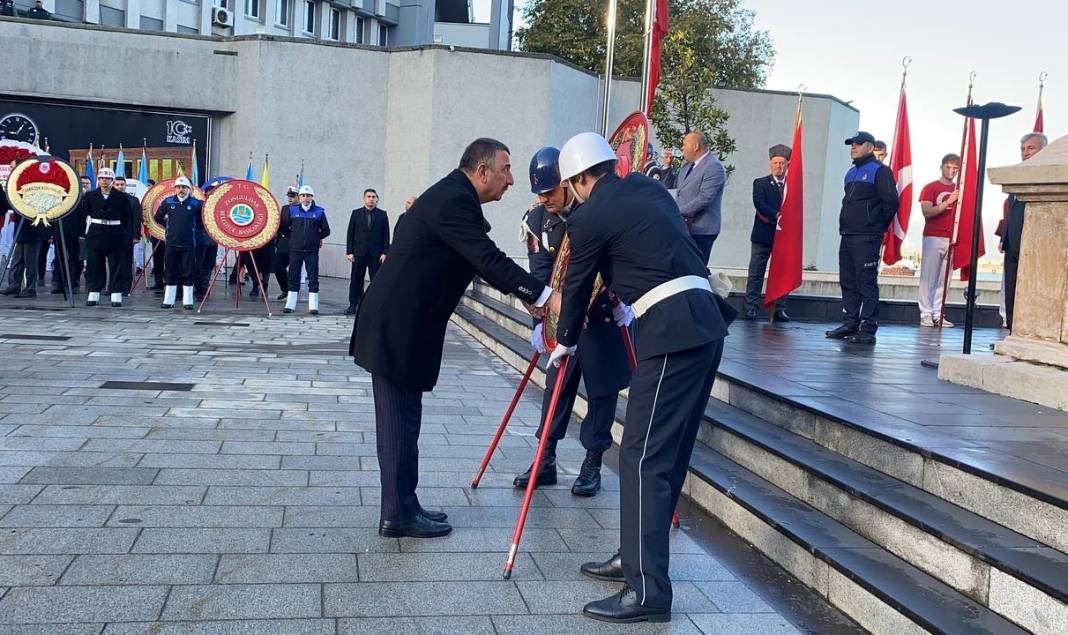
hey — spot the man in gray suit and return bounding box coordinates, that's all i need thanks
[675,131,726,263]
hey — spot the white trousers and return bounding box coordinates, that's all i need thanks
[918,236,950,318]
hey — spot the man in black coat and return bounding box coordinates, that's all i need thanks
[112,176,142,296]
[344,188,390,315]
[350,138,550,539]
[80,168,132,307]
[271,187,295,300]
[548,132,732,624]
[516,146,632,497]
[744,144,791,321]
[1,212,51,298]
[1000,132,1047,331]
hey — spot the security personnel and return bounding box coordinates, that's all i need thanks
[548,132,732,623]
[80,168,130,307]
[825,132,899,345]
[281,184,330,314]
[154,176,203,309]
[514,147,632,497]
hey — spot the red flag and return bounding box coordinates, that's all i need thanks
[951,115,985,280]
[645,0,669,116]
[881,87,913,265]
[1034,89,1044,133]
[764,104,803,308]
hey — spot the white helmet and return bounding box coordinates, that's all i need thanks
[558,132,617,181]
[174,176,192,188]
[97,167,115,180]
[298,185,315,196]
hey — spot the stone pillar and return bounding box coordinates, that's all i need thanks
[939,134,1068,411]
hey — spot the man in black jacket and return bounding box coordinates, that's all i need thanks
[113,176,142,296]
[280,185,330,314]
[1000,132,1047,331]
[26,0,50,18]
[825,132,899,345]
[351,138,550,539]
[1,213,51,298]
[154,177,203,310]
[272,187,295,300]
[548,132,732,623]
[80,168,132,307]
[744,144,791,320]
[344,188,389,315]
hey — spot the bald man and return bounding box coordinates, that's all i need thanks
[675,131,725,264]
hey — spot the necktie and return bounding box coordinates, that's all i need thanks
[366,209,372,229]
[684,163,694,180]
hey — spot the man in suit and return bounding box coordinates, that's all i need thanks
[350,138,552,539]
[1000,132,1047,331]
[516,146,632,497]
[675,131,726,263]
[344,188,390,316]
[744,145,791,321]
[548,132,732,623]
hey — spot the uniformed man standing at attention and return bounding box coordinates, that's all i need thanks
[154,176,203,310]
[514,146,633,497]
[546,132,732,624]
[79,167,130,307]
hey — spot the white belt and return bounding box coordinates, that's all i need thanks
[631,275,713,318]
[88,218,121,226]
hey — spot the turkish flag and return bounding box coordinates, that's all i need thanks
[645,0,669,115]
[764,104,803,308]
[952,114,985,281]
[1034,93,1044,133]
[881,87,912,265]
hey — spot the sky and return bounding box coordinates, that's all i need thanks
[731,0,1061,259]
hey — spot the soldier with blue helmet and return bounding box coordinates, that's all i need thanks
[154,176,203,309]
[513,146,633,498]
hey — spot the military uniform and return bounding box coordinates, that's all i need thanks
[81,188,132,304]
[154,192,204,308]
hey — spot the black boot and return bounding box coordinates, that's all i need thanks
[513,451,557,489]
[571,450,603,497]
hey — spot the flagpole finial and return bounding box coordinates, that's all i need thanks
[968,71,977,87]
[1038,71,1047,86]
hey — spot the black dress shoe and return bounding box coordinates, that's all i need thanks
[344,305,357,316]
[283,308,294,314]
[111,302,122,308]
[845,333,876,345]
[743,308,758,320]
[419,507,448,522]
[161,303,174,309]
[276,291,288,300]
[825,324,858,339]
[772,309,791,322]
[513,454,557,489]
[572,450,602,497]
[379,515,452,538]
[583,585,670,624]
[581,551,624,582]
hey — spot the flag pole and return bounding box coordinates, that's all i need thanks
[1034,71,1047,132]
[599,0,619,136]
[937,72,975,330]
[639,0,654,113]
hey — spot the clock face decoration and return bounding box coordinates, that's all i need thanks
[0,113,40,145]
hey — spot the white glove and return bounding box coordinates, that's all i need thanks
[612,302,635,327]
[548,343,577,368]
[531,323,547,354]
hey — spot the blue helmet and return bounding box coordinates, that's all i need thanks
[201,176,233,193]
[529,146,561,194]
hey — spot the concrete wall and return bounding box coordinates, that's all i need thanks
[0,18,857,278]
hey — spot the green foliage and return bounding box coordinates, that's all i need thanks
[516,0,774,164]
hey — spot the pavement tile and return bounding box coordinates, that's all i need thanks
[0,624,104,635]
[107,505,283,528]
[203,486,362,506]
[103,620,335,635]
[0,505,115,528]
[0,585,168,624]
[145,428,277,442]
[324,581,527,617]
[153,468,308,486]
[337,617,495,634]
[0,452,144,468]
[556,527,707,554]
[270,528,399,553]
[0,466,32,483]
[216,553,359,583]
[137,454,281,470]
[0,528,139,554]
[60,554,218,585]
[0,554,75,585]
[132,528,271,553]
[530,552,737,582]
[9,425,149,439]
[687,614,802,634]
[357,552,542,581]
[441,505,598,529]
[33,485,205,506]
[82,439,221,454]
[692,581,775,613]
[282,506,381,527]
[516,580,718,615]
[221,441,316,455]
[360,487,469,508]
[490,614,704,634]
[398,527,567,553]
[306,471,383,487]
[161,583,321,620]
[19,467,159,485]
[0,484,43,504]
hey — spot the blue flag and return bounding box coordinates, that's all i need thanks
[138,147,148,183]
[85,151,97,190]
[246,157,254,181]
[115,147,125,178]
[192,146,200,186]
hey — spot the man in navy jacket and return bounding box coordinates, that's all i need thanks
[280,185,330,314]
[154,176,203,310]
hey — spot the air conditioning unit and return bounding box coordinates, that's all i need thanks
[212,6,233,27]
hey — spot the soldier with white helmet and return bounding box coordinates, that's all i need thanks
[154,176,203,309]
[78,167,131,307]
[546,132,733,623]
[279,184,330,314]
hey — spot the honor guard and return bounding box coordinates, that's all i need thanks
[515,146,633,497]
[79,167,131,307]
[154,176,203,309]
[281,184,330,314]
[548,132,732,623]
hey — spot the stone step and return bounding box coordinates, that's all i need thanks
[465,281,1068,553]
[451,300,1036,634]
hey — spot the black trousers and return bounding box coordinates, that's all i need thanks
[51,227,81,290]
[195,245,218,294]
[744,242,785,313]
[35,238,50,283]
[86,246,122,294]
[164,246,196,286]
[536,355,615,454]
[349,255,382,307]
[150,237,166,286]
[838,234,881,334]
[372,373,424,522]
[691,234,717,264]
[1005,253,1019,331]
[288,251,320,293]
[273,251,290,294]
[620,339,722,610]
[117,241,134,294]
[250,245,273,293]
[6,241,42,292]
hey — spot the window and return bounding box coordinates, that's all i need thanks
[213,0,228,7]
[177,24,199,34]
[327,7,340,40]
[275,0,289,26]
[354,16,364,43]
[140,15,164,31]
[378,24,387,47]
[245,0,259,19]
[98,5,124,26]
[303,0,314,33]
